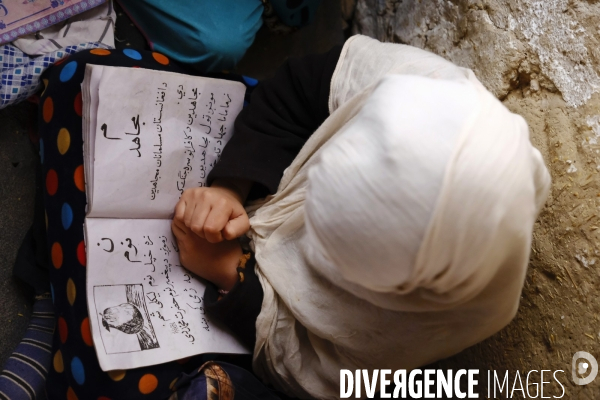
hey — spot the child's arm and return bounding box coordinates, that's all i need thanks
[172,219,263,349]
[203,253,263,350]
[171,217,241,290]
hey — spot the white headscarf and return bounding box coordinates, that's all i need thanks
[247,35,551,399]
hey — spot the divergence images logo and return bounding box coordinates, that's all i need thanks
[572,351,598,385]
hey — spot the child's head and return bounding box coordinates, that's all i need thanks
[304,75,550,305]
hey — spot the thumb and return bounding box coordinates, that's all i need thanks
[222,213,250,240]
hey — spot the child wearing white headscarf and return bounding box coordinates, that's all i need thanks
[172,35,550,399]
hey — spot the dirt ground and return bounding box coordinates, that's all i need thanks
[354,0,600,397]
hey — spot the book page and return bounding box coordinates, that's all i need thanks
[82,64,103,210]
[85,218,248,371]
[86,66,245,219]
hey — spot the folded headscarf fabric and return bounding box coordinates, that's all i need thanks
[247,35,551,399]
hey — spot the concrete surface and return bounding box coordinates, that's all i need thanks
[0,102,38,365]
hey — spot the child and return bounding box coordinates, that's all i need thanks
[172,35,551,399]
[32,35,549,400]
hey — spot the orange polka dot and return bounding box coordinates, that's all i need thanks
[152,52,169,65]
[51,242,63,269]
[108,370,126,381]
[74,165,85,192]
[90,48,111,56]
[58,317,68,343]
[77,240,86,266]
[67,278,76,305]
[138,374,158,394]
[46,169,58,195]
[67,387,78,400]
[43,97,53,123]
[53,350,64,373]
[81,317,93,346]
[74,92,82,117]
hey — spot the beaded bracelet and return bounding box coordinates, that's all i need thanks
[217,252,252,296]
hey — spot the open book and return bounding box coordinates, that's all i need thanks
[82,65,249,371]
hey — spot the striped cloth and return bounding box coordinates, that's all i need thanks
[0,297,54,400]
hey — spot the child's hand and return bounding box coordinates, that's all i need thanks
[172,218,242,291]
[174,179,251,243]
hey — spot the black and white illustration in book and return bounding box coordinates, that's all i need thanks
[94,284,160,354]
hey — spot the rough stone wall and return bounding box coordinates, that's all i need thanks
[354,1,600,397]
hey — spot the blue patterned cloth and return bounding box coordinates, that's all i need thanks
[0,42,109,109]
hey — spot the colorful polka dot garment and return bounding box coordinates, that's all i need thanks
[39,48,257,400]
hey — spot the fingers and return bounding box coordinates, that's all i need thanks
[204,200,232,243]
[180,189,210,237]
[183,198,198,228]
[173,197,187,223]
[189,204,211,238]
[223,212,250,240]
[171,219,187,239]
[174,186,248,243]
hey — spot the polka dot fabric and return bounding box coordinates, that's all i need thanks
[39,49,256,400]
